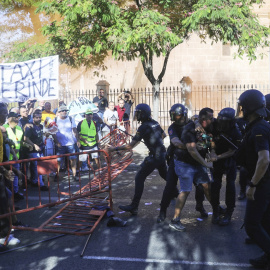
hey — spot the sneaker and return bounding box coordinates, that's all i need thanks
[14,192,24,202]
[169,219,186,232]
[118,204,138,215]
[40,186,49,191]
[211,212,220,224]
[219,213,232,226]
[249,253,268,268]
[0,234,20,246]
[157,210,166,223]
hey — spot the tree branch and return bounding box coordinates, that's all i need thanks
[158,49,171,83]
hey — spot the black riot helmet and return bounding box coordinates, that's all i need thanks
[133,103,151,122]
[238,89,267,119]
[169,103,187,126]
[217,107,235,133]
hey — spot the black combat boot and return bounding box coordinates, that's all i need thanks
[157,209,166,223]
[195,203,208,218]
[219,210,233,226]
[118,204,138,215]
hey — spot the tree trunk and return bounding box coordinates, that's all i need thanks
[152,81,160,121]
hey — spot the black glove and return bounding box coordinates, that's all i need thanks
[5,138,15,149]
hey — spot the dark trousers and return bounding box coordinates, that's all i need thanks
[239,166,249,193]
[160,159,178,212]
[195,184,205,206]
[0,176,10,238]
[211,160,237,213]
[245,178,270,255]
[132,155,167,207]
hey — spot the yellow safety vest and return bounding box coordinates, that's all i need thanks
[4,124,23,160]
[80,119,97,147]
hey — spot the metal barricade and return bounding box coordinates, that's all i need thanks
[0,128,133,245]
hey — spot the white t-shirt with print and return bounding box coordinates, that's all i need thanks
[55,116,77,146]
[102,110,119,131]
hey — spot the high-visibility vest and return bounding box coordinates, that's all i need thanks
[4,124,23,160]
[79,119,97,147]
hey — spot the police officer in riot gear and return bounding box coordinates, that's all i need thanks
[157,103,187,223]
[108,104,167,215]
[210,108,242,225]
[237,89,270,269]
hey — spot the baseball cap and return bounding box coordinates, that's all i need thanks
[85,108,93,115]
[8,112,20,118]
[58,105,69,112]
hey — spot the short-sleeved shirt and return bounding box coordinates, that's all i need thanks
[177,121,211,165]
[93,96,108,113]
[124,100,134,119]
[242,118,270,178]
[41,111,56,123]
[18,116,31,129]
[168,122,185,159]
[102,109,119,131]
[25,124,44,153]
[55,116,77,146]
[133,119,166,158]
[115,105,126,122]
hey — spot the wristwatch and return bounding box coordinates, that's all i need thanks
[248,181,258,188]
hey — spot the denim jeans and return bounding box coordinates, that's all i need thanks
[28,152,44,186]
[12,163,20,193]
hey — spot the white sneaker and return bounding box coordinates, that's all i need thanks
[0,234,20,245]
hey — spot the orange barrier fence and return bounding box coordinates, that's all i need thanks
[0,128,133,245]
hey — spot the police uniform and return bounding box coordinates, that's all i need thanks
[242,118,270,257]
[130,119,167,208]
[159,123,183,214]
[211,119,242,223]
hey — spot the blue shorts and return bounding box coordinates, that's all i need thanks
[57,144,77,162]
[174,160,210,192]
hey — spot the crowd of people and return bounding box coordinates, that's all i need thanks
[2,88,270,269]
[108,89,270,270]
[0,89,134,250]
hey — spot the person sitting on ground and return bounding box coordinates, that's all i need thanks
[52,105,80,182]
[102,101,119,138]
[77,108,100,170]
[24,111,48,191]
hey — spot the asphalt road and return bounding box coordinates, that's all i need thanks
[0,142,263,270]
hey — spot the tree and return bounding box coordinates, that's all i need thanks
[4,0,270,119]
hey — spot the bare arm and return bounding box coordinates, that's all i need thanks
[171,137,186,149]
[247,150,270,200]
[216,149,236,161]
[24,136,41,152]
[186,142,213,168]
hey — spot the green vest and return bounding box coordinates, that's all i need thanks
[4,124,23,160]
[79,119,97,147]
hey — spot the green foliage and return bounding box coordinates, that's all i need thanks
[3,0,270,79]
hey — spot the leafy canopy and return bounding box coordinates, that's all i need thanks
[3,0,270,72]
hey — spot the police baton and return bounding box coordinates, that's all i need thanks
[220,134,238,150]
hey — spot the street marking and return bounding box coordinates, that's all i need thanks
[83,256,250,267]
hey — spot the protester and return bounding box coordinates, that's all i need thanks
[41,102,55,123]
[52,105,80,182]
[24,111,48,191]
[117,90,134,121]
[169,108,215,231]
[53,100,66,114]
[93,89,108,119]
[3,112,24,201]
[102,101,119,137]
[77,108,100,170]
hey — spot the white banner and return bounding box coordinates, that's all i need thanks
[0,55,59,102]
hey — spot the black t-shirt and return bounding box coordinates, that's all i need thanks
[241,118,270,178]
[176,121,211,165]
[168,122,185,159]
[24,124,44,153]
[93,96,108,113]
[124,100,134,119]
[132,119,166,158]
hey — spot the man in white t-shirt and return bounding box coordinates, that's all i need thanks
[102,102,119,137]
[52,105,80,181]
